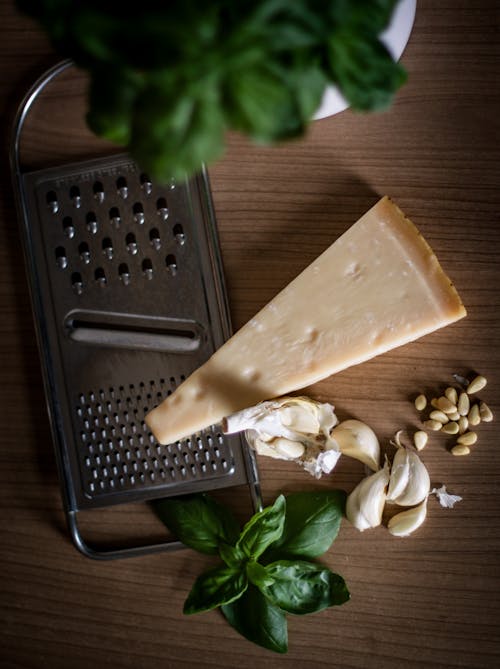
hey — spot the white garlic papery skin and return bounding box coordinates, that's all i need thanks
[386,448,430,507]
[387,499,428,537]
[346,462,390,532]
[223,397,339,475]
[330,419,380,471]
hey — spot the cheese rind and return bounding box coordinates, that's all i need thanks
[146,197,466,444]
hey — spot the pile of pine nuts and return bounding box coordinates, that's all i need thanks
[413,375,493,456]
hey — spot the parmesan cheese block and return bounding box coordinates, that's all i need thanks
[146,197,466,444]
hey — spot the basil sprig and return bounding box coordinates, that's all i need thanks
[155,490,349,654]
[18,1,406,181]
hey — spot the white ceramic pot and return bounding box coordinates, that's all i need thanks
[313,0,417,119]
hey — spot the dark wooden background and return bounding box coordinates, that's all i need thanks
[1,2,499,667]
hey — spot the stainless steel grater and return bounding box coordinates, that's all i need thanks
[10,60,261,559]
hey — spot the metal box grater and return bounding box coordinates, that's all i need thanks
[10,60,261,559]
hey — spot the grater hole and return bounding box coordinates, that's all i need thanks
[149,227,161,250]
[142,258,153,280]
[63,216,75,239]
[156,197,169,220]
[95,267,106,286]
[71,272,83,295]
[70,185,81,208]
[78,241,91,264]
[55,246,68,270]
[116,176,128,199]
[93,181,105,203]
[118,263,131,285]
[86,211,98,235]
[166,254,177,275]
[109,206,121,228]
[173,223,185,245]
[133,202,145,224]
[125,232,138,255]
[140,173,152,195]
[46,190,59,214]
[102,237,113,260]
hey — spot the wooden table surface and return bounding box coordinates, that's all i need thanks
[1,2,500,668]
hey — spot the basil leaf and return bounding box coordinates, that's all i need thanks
[262,560,350,614]
[184,564,247,615]
[327,28,407,111]
[264,490,346,561]
[222,584,288,654]
[246,560,275,590]
[237,495,286,560]
[154,494,240,555]
[219,542,246,569]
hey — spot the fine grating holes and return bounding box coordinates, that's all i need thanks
[102,237,113,260]
[140,173,152,195]
[76,382,234,494]
[109,206,121,228]
[125,232,138,255]
[78,241,90,264]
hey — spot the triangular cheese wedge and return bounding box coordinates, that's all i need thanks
[146,197,465,444]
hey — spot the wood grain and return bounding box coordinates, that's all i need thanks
[1,2,500,667]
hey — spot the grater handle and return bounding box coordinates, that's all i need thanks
[67,509,185,560]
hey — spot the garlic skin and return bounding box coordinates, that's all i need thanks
[223,396,339,476]
[388,499,428,537]
[386,447,430,506]
[346,461,390,531]
[330,419,380,471]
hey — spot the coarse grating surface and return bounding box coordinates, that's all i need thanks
[20,154,251,510]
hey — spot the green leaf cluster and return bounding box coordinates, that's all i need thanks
[17,1,406,181]
[155,490,349,653]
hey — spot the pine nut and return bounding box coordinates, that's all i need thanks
[451,444,470,456]
[436,396,457,414]
[430,410,449,424]
[441,421,459,435]
[458,416,469,434]
[467,375,487,395]
[445,387,458,404]
[430,398,440,409]
[448,410,461,421]
[424,419,443,431]
[414,394,427,411]
[457,431,478,446]
[479,401,493,422]
[468,403,481,426]
[458,392,470,416]
[413,431,428,451]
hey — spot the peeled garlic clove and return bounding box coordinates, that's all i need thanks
[250,435,291,460]
[346,462,390,531]
[330,419,380,471]
[279,404,320,434]
[388,499,428,537]
[386,447,410,501]
[273,437,305,459]
[387,448,430,506]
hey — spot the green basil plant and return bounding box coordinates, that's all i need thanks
[155,490,349,653]
[18,1,406,181]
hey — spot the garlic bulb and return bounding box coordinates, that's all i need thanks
[330,419,380,471]
[345,461,390,531]
[387,499,428,537]
[223,396,340,477]
[386,447,430,506]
